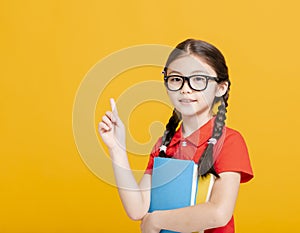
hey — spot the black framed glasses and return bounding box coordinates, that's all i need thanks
[164,74,219,91]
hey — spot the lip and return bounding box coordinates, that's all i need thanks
[179,99,197,104]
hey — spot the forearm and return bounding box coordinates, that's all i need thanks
[110,146,149,220]
[154,202,229,232]
[151,172,240,232]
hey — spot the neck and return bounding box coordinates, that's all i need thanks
[181,112,213,138]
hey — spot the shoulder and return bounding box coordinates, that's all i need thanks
[224,126,245,139]
[214,126,254,183]
[144,137,162,174]
[220,127,248,150]
[150,137,163,156]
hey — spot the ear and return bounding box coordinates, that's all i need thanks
[215,81,229,97]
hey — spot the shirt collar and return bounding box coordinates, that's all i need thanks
[169,117,215,147]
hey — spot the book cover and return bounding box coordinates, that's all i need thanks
[149,157,215,233]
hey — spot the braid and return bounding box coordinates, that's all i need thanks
[162,39,232,178]
[159,109,181,157]
[197,95,229,178]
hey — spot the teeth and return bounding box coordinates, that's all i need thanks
[180,99,194,103]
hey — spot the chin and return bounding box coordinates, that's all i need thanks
[177,107,209,119]
[177,109,200,117]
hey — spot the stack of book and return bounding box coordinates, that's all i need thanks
[149,157,215,233]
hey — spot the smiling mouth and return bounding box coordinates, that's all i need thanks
[179,99,197,103]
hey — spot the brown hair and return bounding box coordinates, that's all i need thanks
[159,39,231,177]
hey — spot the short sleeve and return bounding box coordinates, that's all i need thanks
[144,137,162,175]
[214,128,254,183]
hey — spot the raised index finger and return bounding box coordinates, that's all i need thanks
[110,98,118,116]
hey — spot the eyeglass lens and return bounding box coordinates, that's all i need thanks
[167,75,208,91]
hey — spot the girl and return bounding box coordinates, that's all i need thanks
[98,39,253,233]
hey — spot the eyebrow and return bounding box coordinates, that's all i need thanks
[168,70,211,75]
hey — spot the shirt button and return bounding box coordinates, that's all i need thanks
[182,141,187,147]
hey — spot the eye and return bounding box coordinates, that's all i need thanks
[169,76,182,83]
[192,76,206,82]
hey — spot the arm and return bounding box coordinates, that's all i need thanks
[98,98,151,220]
[141,171,240,233]
[111,148,151,220]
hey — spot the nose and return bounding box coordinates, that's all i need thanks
[180,79,192,94]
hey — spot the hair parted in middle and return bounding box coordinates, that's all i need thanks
[158,39,231,178]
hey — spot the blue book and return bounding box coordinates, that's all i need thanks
[149,157,199,233]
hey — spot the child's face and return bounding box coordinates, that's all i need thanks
[166,55,221,119]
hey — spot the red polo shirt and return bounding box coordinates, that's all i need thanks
[145,118,253,233]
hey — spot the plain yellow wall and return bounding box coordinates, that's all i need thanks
[1,0,300,232]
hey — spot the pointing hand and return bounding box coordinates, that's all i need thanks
[98,98,126,150]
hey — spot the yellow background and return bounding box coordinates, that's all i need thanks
[1,0,300,232]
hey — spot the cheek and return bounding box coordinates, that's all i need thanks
[167,91,177,103]
[198,93,212,107]
[197,89,217,105]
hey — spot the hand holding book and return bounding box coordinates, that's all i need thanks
[149,157,215,233]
